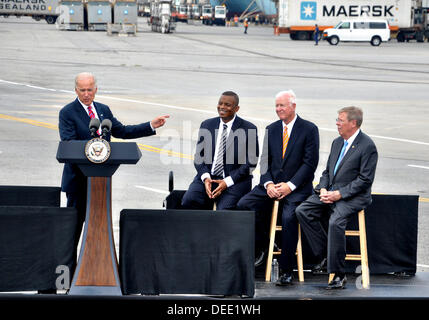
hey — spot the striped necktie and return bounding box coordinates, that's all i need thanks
[282,126,289,158]
[87,105,100,135]
[213,124,228,177]
[87,106,95,119]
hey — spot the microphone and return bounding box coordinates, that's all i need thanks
[100,119,112,138]
[89,118,100,137]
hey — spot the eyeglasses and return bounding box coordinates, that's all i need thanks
[336,118,347,124]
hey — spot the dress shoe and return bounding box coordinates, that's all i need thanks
[276,273,293,286]
[326,274,347,290]
[312,258,327,274]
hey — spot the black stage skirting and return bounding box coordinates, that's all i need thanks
[344,194,418,274]
[119,209,255,297]
[0,206,77,291]
[0,185,61,207]
[165,191,418,275]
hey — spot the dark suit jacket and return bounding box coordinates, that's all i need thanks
[259,116,319,203]
[59,98,155,193]
[316,130,378,208]
[193,116,259,186]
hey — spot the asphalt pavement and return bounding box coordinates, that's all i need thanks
[0,16,428,270]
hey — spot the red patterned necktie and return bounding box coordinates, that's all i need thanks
[87,105,95,119]
[87,106,100,135]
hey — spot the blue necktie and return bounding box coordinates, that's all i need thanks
[334,140,348,175]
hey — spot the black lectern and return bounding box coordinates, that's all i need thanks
[56,140,142,295]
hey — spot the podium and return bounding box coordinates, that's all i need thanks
[56,140,141,295]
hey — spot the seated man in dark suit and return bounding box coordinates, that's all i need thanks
[296,106,378,290]
[59,72,169,264]
[181,91,259,210]
[237,90,319,285]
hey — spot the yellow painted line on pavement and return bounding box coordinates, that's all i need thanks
[1,113,429,203]
[0,113,58,130]
[0,113,193,160]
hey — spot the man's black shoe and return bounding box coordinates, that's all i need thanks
[326,274,347,290]
[312,258,327,274]
[276,273,293,286]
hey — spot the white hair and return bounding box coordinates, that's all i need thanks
[275,90,296,105]
[75,72,97,87]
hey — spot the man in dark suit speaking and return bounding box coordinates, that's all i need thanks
[59,72,169,258]
[181,91,259,210]
[237,90,319,285]
[296,106,378,290]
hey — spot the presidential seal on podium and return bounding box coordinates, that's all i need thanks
[85,138,111,163]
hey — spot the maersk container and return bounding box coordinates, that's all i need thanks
[277,0,416,40]
[0,0,59,24]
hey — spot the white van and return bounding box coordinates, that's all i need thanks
[323,19,391,46]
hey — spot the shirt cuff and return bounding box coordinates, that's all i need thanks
[287,181,297,192]
[224,176,234,188]
[201,173,211,183]
[264,181,274,189]
[149,122,155,132]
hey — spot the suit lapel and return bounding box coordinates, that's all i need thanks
[93,102,104,122]
[211,118,220,160]
[225,116,242,152]
[281,116,301,166]
[74,98,90,122]
[271,120,283,162]
[334,131,362,175]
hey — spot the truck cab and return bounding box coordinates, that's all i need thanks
[213,5,226,26]
[323,19,391,46]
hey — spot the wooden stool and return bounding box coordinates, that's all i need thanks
[265,200,304,282]
[328,209,370,289]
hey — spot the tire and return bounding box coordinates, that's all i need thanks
[296,31,309,40]
[397,32,405,42]
[416,31,424,42]
[329,36,339,45]
[371,36,381,46]
[45,15,57,24]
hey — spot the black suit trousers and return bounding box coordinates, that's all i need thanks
[181,176,252,210]
[237,185,301,273]
[295,194,359,274]
[66,183,87,269]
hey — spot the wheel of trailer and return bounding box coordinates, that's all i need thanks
[45,15,57,24]
[329,36,339,45]
[370,36,381,46]
[397,32,405,42]
[416,31,424,42]
[296,31,309,41]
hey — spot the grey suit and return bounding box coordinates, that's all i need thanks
[296,130,378,273]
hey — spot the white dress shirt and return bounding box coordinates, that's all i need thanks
[201,115,236,187]
[264,114,298,191]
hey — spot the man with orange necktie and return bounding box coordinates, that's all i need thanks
[238,90,319,285]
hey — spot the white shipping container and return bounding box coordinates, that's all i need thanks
[278,0,414,29]
[0,0,59,16]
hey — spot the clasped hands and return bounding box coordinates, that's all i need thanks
[266,182,291,200]
[204,178,227,199]
[319,188,342,204]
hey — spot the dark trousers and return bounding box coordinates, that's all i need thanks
[181,176,251,210]
[295,194,359,274]
[237,185,301,273]
[66,183,87,269]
